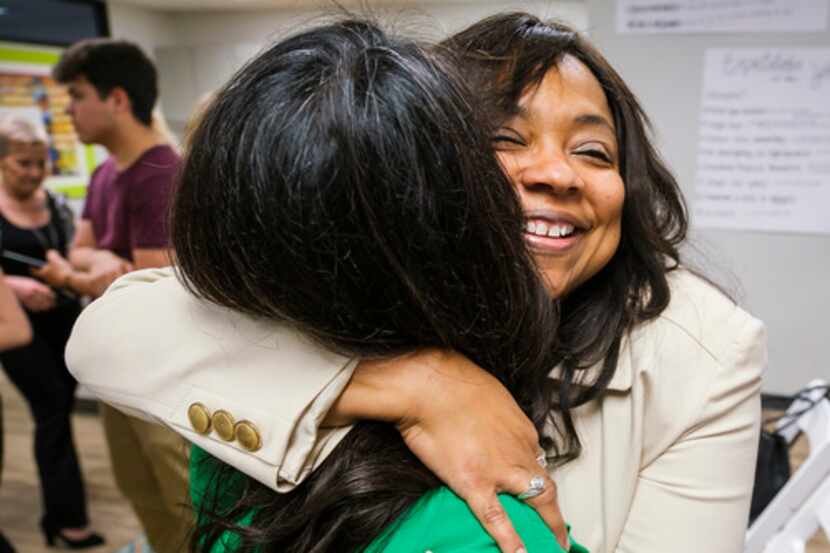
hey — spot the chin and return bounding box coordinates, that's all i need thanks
[75,129,94,144]
[541,274,569,299]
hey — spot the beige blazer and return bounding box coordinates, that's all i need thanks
[66,267,765,553]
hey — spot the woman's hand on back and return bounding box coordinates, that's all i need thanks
[327,349,568,553]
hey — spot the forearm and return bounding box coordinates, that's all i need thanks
[0,321,31,350]
[66,267,358,491]
[323,350,441,427]
[323,359,405,426]
[0,277,31,349]
[68,246,103,271]
[4,275,26,296]
[64,270,103,297]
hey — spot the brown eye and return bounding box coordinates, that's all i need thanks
[575,146,614,165]
[491,135,525,146]
[491,127,526,150]
[582,150,611,162]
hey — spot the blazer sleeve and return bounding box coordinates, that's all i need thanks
[615,307,766,553]
[65,267,357,492]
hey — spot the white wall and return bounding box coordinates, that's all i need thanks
[107,1,588,132]
[106,3,179,58]
[163,1,588,47]
[586,1,830,395]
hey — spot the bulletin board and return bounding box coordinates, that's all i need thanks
[0,41,103,200]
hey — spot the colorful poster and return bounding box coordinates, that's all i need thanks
[0,41,102,202]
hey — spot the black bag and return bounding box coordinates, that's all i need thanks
[749,428,791,524]
[750,384,830,525]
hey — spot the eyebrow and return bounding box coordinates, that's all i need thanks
[509,107,615,133]
[574,113,615,133]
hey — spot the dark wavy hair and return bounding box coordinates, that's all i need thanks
[177,19,563,553]
[442,13,689,454]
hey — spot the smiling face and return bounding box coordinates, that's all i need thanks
[0,141,48,200]
[493,55,625,298]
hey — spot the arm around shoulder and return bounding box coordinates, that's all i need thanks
[65,267,358,491]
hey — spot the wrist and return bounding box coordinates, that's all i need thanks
[325,349,441,427]
[63,271,76,291]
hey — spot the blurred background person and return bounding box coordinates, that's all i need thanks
[51,38,190,553]
[0,116,103,549]
[0,271,31,553]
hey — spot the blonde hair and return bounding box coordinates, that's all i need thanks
[182,92,216,153]
[0,116,48,158]
[151,108,180,153]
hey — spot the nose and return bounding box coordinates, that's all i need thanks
[29,165,45,179]
[518,148,583,195]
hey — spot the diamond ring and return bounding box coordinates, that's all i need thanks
[517,475,546,500]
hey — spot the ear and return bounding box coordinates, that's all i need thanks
[108,87,133,116]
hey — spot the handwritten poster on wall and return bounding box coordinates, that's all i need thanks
[617,1,829,34]
[693,48,830,234]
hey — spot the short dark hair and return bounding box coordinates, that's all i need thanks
[53,38,157,126]
[179,18,562,553]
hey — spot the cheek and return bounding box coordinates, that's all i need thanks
[495,152,522,188]
[595,177,625,227]
[75,102,96,121]
[587,178,624,271]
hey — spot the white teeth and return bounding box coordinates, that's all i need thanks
[526,220,578,238]
[525,220,577,238]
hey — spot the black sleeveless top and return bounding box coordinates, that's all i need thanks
[0,192,79,310]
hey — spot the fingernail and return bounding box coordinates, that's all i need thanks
[515,548,527,553]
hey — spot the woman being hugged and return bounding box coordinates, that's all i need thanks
[67,12,765,553]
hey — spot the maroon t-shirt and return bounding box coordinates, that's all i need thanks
[82,144,179,262]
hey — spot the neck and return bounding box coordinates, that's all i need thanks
[0,184,44,210]
[100,117,165,170]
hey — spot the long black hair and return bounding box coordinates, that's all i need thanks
[178,19,562,553]
[442,13,690,457]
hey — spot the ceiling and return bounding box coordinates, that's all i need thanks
[104,0,540,12]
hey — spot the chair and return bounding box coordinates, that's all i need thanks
[745,379,830,553]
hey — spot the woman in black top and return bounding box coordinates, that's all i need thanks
[0,117,103,549]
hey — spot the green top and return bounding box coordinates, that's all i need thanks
[190,445,587,553]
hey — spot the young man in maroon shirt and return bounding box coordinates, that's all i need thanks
[51,39,191,553]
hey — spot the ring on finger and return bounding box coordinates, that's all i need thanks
[517,475,546,500]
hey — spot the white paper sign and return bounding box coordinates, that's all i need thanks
[617,0,829,34]
[693,49,830,234]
